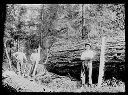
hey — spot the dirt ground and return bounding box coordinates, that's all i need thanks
[2,70,125,92]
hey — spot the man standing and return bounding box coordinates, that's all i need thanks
[12,47,27,76]
[80,43,95,87]
[30,48,40,77]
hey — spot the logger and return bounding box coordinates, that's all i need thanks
[80,43,96,87]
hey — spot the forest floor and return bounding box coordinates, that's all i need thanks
[2,70,125,92]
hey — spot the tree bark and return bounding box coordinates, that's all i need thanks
[98,37,106,87]
[4,39,12,70]
[42,48,49,74]
[34,48,50,78]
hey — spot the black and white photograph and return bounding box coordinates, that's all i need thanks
[2,4,125,92]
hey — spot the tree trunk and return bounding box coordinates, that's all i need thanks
[98,37,106,87]
[42,48,49,74]
[4,39,12,70]
[34,48,50,78]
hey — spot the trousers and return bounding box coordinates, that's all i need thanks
[81,60,92,85]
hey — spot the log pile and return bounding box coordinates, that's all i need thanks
[48,36,125,66]
[105,36,125,62]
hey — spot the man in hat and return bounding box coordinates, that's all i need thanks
[80,43,96,87]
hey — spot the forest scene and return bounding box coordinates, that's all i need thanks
[2,4,125,92]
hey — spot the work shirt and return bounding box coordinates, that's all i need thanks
[13,52,27,63]
[30,53,40,62]
[81,50,95,61]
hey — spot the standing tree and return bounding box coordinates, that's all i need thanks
[23,4,62,77]
[4,4,20,71]
[36,4,60,76]
[98,36,106,87]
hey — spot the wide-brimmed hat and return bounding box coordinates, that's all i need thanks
[85,43,91,47]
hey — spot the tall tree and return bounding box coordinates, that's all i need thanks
[31,4,62,76]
